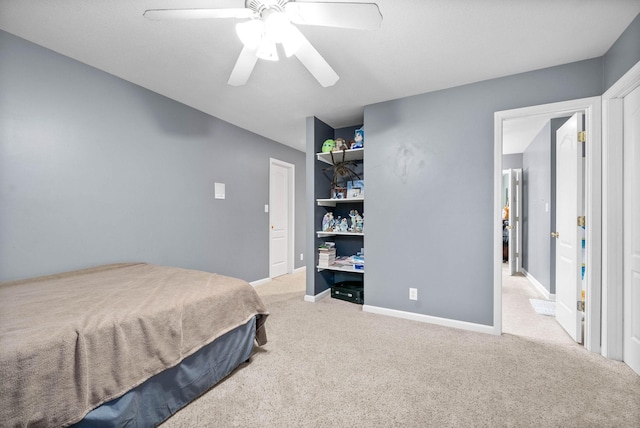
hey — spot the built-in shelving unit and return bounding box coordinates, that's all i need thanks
[316,197,364,207]
[317,231,364,237]
[314,146,365,286]
[306,121,366,302]
[316,148,364,165]
[316,264,365,273]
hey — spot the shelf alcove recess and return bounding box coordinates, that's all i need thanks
[305,118,365,301]
[316,196,364,272]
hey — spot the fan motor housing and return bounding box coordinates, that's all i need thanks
[247,0,289,14]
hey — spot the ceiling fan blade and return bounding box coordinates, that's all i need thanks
[292,28,339,87]
[285,2,382,30]
[143,8,254,20]
[228,45,259,86]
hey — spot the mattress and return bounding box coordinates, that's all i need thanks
[0,263,269,427]
[74,316,258,427]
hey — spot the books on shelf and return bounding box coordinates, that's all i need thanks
[318,258,336,268]
[329,253,364,270]
[318,242,365,270]
[318,244,336,268]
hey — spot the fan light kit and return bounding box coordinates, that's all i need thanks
[144,0,382,87]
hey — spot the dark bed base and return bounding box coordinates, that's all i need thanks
[72,316,257,427]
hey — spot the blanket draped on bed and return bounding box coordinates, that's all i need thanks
[0,263,269,427]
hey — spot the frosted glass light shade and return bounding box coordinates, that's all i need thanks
[257,38,278,61]
[236,10,303,61]
[265,12,290,43]
[236,20,263,49]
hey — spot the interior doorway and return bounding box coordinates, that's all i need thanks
[493,97,602,353]
[500,125,573,344]
[269,158,295,279]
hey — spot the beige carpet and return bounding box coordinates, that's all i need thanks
[501,265,577,346]
[162,269,640,427]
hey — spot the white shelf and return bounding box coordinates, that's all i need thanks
[317,231,364,237]
[317,197,364,207]
[316,265,364,273]
[316,148,364,165]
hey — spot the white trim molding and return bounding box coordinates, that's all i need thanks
[304,288,331,302]
[363,305,497,336]
[250,277,271,287]
[521,268,555,301]
[494,96,602,353]
[601,60,640,360]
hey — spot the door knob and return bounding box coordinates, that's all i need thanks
[551,232,559,238]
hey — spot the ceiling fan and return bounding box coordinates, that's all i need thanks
[143,0,382,87]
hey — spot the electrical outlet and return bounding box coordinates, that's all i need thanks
[300,253,304,261]
[409,288,418,301]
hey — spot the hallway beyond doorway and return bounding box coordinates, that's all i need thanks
[502,264,577,347]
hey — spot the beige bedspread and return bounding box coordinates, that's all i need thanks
[0,263,269,427]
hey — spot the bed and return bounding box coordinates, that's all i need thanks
[0,263,269,427]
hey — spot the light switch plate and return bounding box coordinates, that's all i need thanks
[215,182,225,199]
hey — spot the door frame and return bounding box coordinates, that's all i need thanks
[269,158,295,278]
[493,96,602,354]
[502,168,523,274]
[601,60,640,360]
[506,168,523,275]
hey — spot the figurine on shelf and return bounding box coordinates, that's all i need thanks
[335,137,349,151]
[351,127,364,149]
[349,210,362,232]
[321,139,336,153]
[339,217,349,232]
[356,213,364,233]
[322,212,335,232]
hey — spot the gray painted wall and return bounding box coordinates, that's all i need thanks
[0,30,306,282]
[522,122,552,291]
[359,14,639,325]
[299,14,638,327]
[603,12,640,91]
[305,117,334,296]
[363,58,603,325]
[502,153,523,170]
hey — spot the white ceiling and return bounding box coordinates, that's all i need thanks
[1,0,639,152]
[502,115,553,155]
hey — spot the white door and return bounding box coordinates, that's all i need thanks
[624,85,640,375]
[507,169,521,275]
[269,159,293,278]
[554,113,584,343]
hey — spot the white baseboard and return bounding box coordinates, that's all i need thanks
[304,288,331,303]
[521,268,555,300]
[250,277,271,287]
[362,304,497,335]
[252,267,305,288]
